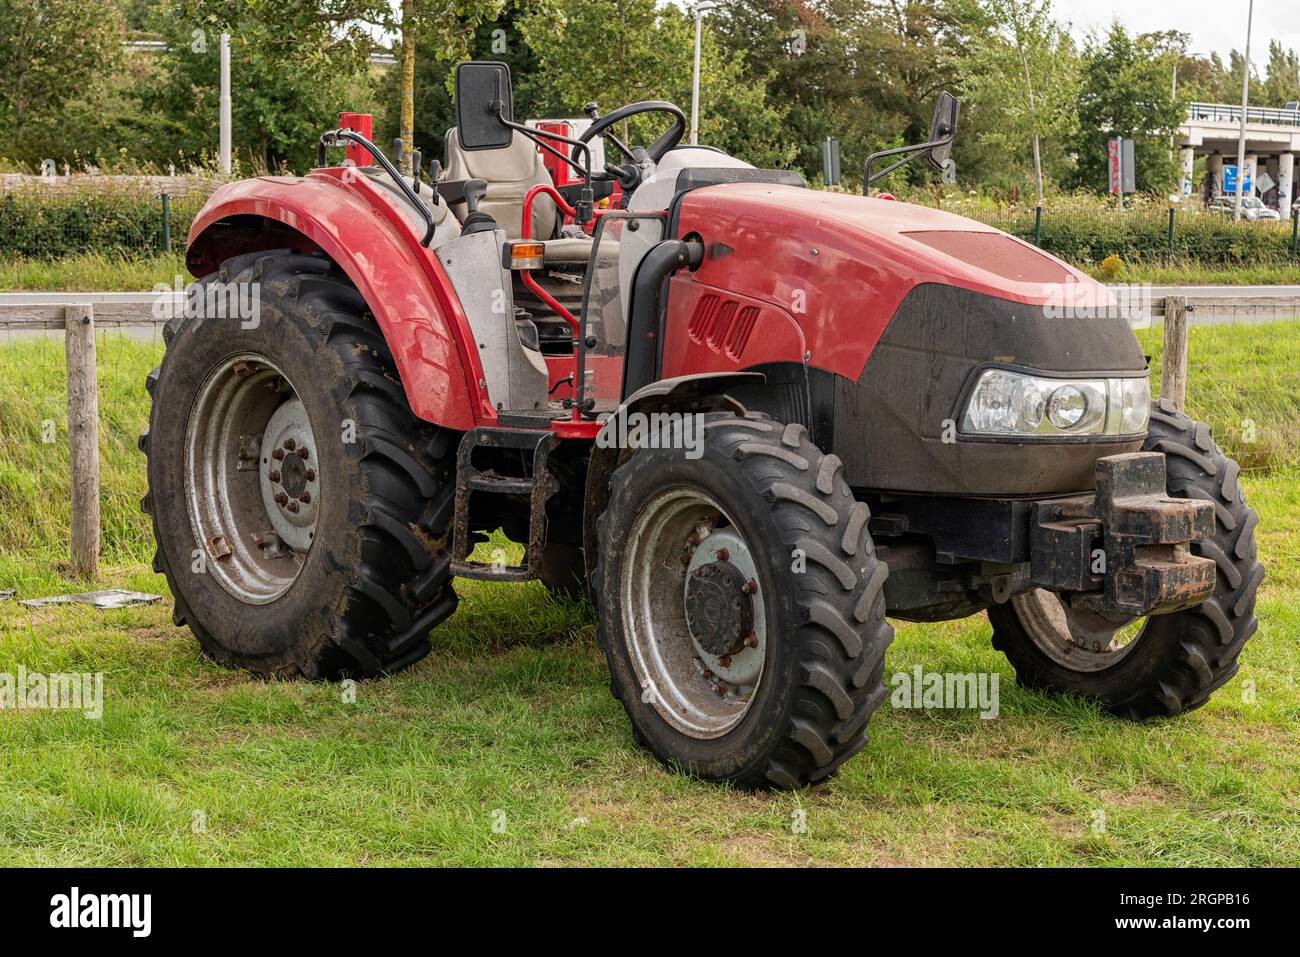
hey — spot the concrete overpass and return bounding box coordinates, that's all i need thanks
[1179,102,1300,216]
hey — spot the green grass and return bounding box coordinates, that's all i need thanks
[0,252,187,292]
[0,327,1296,866]
[1136,319,1300,472]
[1082,261,1300,285]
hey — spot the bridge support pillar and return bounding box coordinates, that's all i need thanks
[1208,154,1224,196]
[1179,148,1195,198]
[1279,153,1294,219]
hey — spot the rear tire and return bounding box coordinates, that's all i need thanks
[140,251,458,678]
[594,412,893,789]
[989,401,1263,719]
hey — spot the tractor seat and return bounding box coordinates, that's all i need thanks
[443,128,559,240]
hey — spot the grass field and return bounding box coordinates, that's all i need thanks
[0,326,1296,866]
[1,249,1297,293]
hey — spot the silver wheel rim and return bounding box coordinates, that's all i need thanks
[620,487,767,739]
[1011,589,1147,672]
[185,353,320,604]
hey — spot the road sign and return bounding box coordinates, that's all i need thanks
[1223,165,1252,194]
[1108,138,1136,196]
[822,137,841,186]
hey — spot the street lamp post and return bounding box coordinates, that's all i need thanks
[219,32,231,174]
[690,2,717,146]
[1234,0,1254,221]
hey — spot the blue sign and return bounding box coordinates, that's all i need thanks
[1223,165,1252,194]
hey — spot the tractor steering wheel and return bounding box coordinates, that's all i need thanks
[578,100,687,167]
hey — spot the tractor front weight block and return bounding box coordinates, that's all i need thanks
[1029,452,1216,618]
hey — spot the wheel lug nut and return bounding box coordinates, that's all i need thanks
[715,547,729,561]
[274,492,288,505]
[284,438,297,451]
[272,448,285,461]
[299,491,311,504]
[718,655,732,668]
[297,447,310,460]
[287,500,300,513]
[744,632,759,648]
[305,468,316,481]
[742,578,757,594]
[687,532,700,546]
[268,470,281,483]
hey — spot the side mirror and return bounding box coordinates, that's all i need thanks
[455,60,514,151]
[928,92,959,170]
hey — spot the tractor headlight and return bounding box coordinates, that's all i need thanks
[961,369,1148,438]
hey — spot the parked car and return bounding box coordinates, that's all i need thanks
[1208,195,1282,221]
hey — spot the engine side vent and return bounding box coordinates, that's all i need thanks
[726,306,760,359]
[687,294,720,342]
[706,301,738,351]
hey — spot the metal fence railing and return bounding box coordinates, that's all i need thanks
[1187,101,1300,127]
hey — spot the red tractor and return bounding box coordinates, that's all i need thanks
[142,62,1263,788]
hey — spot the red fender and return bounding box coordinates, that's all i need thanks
[186,170,490,431]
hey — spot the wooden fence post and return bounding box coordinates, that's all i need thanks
[1161,295,1189,413]
[65,303,100,580]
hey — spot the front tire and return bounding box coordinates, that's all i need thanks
[594,413,893,789]
[140,251,458,678]
[989,400,1263,718]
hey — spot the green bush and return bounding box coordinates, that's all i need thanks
[0,186,211,259]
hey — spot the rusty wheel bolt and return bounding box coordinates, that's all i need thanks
[715,547,729,561]
[287,500,300,513]
[718,655,732,668]
[299,491,311,504]
[742,578,757,594]
[305,468,316,481]
[687,532,701,547]
[744,632,759,648]
[297,446,310,460]
[272,448,285,461]
[274,492,289,506]
[268,470,281,483]
[284,438,297,451]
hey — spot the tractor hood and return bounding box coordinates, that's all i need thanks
[673,182,1118,384]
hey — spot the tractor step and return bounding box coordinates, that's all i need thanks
[450,426,559,582]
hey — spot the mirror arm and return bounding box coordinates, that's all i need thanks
[861,134,953,191]
[498,117,596,224]
[318,129,437,246]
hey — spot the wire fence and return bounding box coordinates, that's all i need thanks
[3,175,1300,271]
[0,298,1293,585]
[0,321,164,584]
[1142,300,1300,476]
[907,197,1300,269]
[0,176,218,260]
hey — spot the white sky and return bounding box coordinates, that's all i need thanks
[663,1,1297,91]
[1049,0,1300,71]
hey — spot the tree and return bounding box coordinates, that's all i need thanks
[372,0,539,165]
[519,0,790,170]
[145,0,384,171]
[1071,24,1186,195]
[0,0,125,161]
[1260,41,1300,107]
[947,0,1080,206]
[396,0,504,171]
